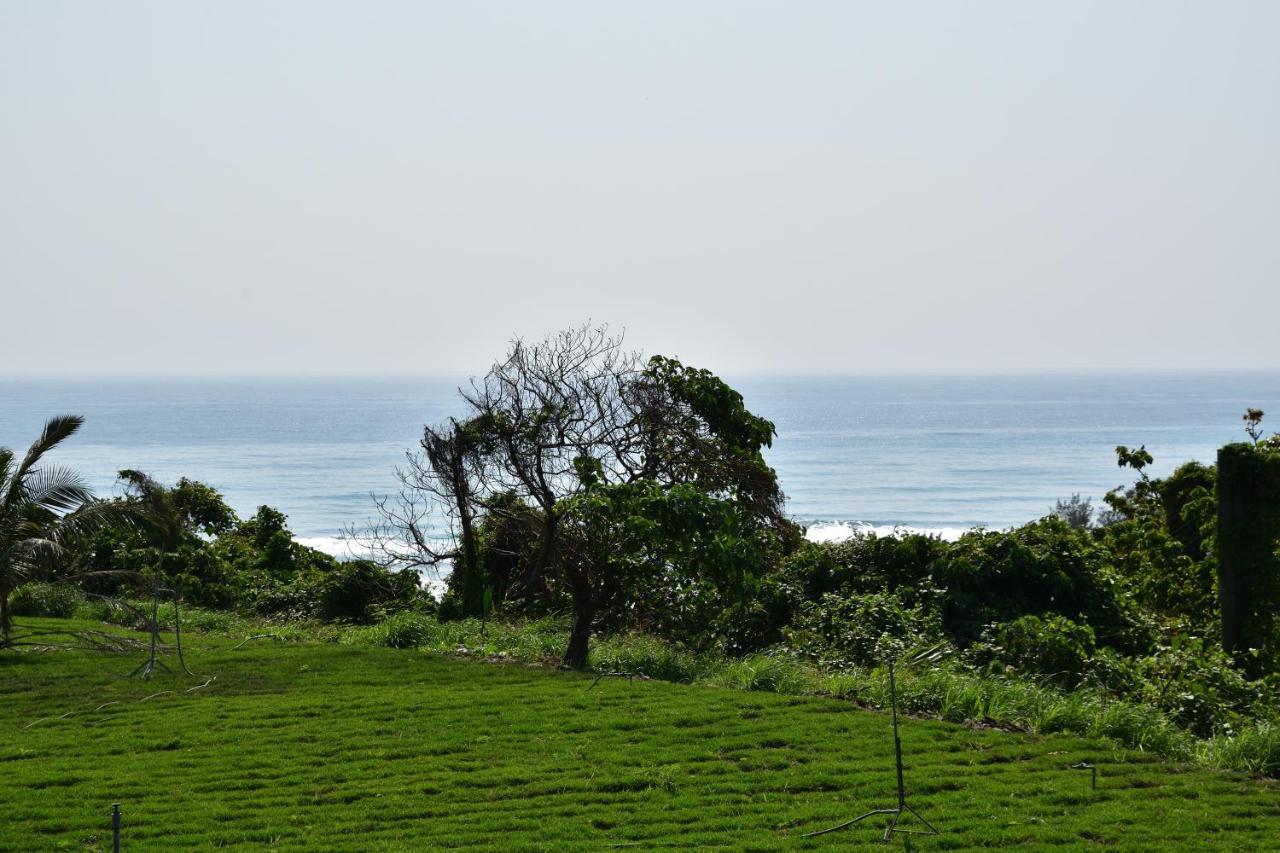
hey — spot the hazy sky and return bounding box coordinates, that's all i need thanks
[2,2,1277,376]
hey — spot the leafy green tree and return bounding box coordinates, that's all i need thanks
[1100,448,1219,624]
[633,355,789,530]
[75,474,243,607]
[555,465,768,668]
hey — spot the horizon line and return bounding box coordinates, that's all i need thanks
[3,366,1280,381]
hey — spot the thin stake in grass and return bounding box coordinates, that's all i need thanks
[110,803,121,853]
[129,586,195,680]
[803,649,942,842]
[1071,761,1098,791]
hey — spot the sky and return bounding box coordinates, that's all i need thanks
[2,1,1277,377]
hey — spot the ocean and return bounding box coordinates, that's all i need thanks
[1,373,1277,554]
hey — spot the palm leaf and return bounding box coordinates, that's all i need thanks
[49,499,137,545]
[4,536,61,580]
[23,466,95,514]
[5,416,85,507]
[0,449,14,498]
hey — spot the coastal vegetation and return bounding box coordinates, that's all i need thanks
[3,326,1280,846]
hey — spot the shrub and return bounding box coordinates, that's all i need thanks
[971,614,1096,687]
[785,590,944,668]
[935,518,1137,646]
[1130,633,1267,737]
[256,560,423,624]
[709,575,794,655]
[354,612,437,648]
[10,583,84,618]
[591,633,706,683]
[782,534,949,604]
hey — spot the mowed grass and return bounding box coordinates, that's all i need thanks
[3,620,1278,851]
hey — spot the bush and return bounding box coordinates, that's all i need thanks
[971,614,1096,687]
[709,575,794,655]
[10,583,84,618]
[785,590,944,668]
[935,518,1137,646]
[781,535,948,604]
[1130,633,1267,738]
[354,612,437,648]
[252,560,424,624]
[591,633,706,683]
[313,561,422,623]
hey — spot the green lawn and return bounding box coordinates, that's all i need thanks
[3,619,1278,851]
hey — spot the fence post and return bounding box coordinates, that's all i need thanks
[111,803,121,853]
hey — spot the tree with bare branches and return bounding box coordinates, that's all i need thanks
[359,323,794,665]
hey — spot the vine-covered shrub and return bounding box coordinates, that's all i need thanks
[1216,442,1280,670]
[782,534,948,605]
[1130,633,1272,738]
[785,590,944,668]
[969,614,1096,687]
[783,521,1142,653]
[934,518,1139,648]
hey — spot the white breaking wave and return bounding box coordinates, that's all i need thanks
[295,535,450,597]
[300,523,967,601]
[294,535,361,558]
[804,521,970,544]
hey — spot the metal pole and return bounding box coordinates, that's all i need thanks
[111,803,121,853]
[802,654,940,841]
[890,660,906,809]
[1071,761,1097,791]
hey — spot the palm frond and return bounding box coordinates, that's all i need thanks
[22,466,95,514]
[49,499,137,544]
[5,536,61,579]
[0,449,14,497]
[6,416,85,506]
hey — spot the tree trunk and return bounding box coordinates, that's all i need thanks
[457,486,484,616]
[563,591,593,669]
[0,578,12,647]
[523,509,557,608]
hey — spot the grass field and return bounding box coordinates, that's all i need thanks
[3,619,1279,851]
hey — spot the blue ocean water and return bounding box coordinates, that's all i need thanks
[1,373,1276,551]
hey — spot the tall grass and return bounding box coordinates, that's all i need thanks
[1200,723,1280,776]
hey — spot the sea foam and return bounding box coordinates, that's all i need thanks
[803,520,969,543]
[301,524,972,562]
